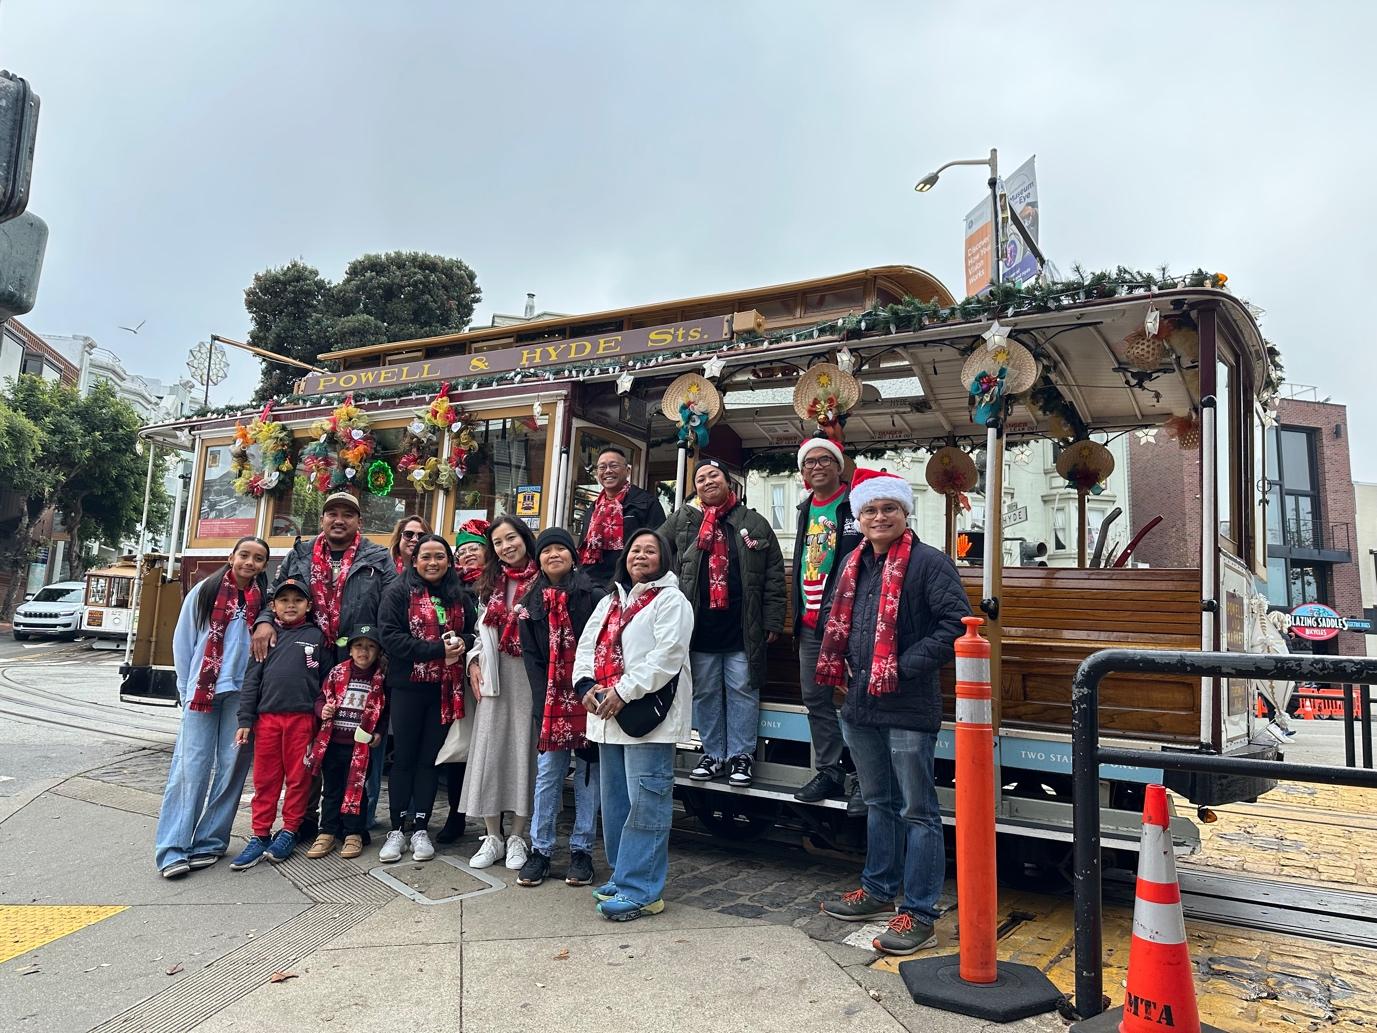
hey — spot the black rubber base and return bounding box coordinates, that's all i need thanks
[899,957,1063,1022]
[1071,1006,1225,1033]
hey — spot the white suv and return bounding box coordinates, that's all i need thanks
[13,581,86,641]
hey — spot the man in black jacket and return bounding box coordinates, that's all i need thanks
[251,491,397,834]
[791,437,864,805]
[576,447,667,591]
[816,468,970,958]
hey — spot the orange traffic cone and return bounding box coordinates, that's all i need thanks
[1299,696,1315,720]
[1073,784,1222,1033]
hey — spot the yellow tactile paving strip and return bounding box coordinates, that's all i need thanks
[0,905,127,964]
[1180,782,1377,891]
[870,892,1377,1032]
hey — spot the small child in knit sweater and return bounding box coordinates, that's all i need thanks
[304,624,387,860]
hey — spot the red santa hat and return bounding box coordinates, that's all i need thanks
[796,437,845,472]
[848,467,914,515]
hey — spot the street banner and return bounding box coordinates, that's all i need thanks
[963,155,1040,296]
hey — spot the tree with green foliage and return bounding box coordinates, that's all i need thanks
[0,376,171,617]
[246,251,481,402]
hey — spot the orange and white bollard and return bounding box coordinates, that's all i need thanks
[1072,784,1222,1033]
[954,614,997,984]
[900,616,1062,1022]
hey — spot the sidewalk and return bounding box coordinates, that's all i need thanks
[0,751,1056,1033]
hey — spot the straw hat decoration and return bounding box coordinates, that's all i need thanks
[961,323,1040,427]
[1055,439,1115,494]
[793,362,860,446]
[662,373,722,450]
[925,445,978,510]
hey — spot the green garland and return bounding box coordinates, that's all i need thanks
[191,265,1278,416]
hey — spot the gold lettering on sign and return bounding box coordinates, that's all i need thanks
[469,356,490,372]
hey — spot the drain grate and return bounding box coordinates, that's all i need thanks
[306,873,396,907]
[370,855,506,905]
[274,852,367,888]
[90,903,377,1033]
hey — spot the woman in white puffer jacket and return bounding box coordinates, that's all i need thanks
[573,527,693,922]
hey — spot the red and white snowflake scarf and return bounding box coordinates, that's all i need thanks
[816,529,914,698]
[537,587,585,751]
[190,570,264,712]
[696,492,738,610]
[310,533,360,643]
[592,586,663,690]
[394,554,407,575]
[407,585,466,724]
[482,558,539,657]
[305,660,385,815]
[580,485,628,567]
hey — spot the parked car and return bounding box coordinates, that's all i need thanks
[12,581,86,641]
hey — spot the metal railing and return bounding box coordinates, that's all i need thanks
[1071,650,1377,1021]
[1288,687,1373,768]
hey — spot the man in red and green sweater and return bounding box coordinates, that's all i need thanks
[792,437,864,806]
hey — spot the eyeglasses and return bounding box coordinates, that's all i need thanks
[595,463,626,472]
[802,457,838,469]
[400,530,425,540]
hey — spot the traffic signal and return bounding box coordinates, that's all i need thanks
[1019,540,1049,567]
[957,530,984,564]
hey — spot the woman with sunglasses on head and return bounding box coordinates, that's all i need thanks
[378,533,477,862]
[461,515,542,870]
[155,536,271,879]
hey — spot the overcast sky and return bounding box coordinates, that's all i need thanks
[7,2,1377,474]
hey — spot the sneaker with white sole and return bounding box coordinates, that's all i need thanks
[504,835,529,871]
[410,830,435,861]
[378,829,407,863]
[690,755,725,781]
[469,833,505,869]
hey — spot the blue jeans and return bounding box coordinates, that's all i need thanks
[840,720,945,924]
[690,650,756,760]
[532,749,600,856]
[154,691,252,871]
[599,742,674,906]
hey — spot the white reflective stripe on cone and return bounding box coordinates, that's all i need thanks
[956,697,993,725]
[955,656,990,684]
[1137,825,1177,884]
[1132,897,1188,945]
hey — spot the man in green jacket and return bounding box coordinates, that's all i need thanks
[661,459,786,788]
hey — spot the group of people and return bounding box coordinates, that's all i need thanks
[153,438,970,950]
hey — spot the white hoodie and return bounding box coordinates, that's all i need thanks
[573,569,694,746]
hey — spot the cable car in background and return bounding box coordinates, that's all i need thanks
[81,557,138,647]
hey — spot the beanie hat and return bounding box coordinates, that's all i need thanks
[848,467,914,516]
[454,518,490,550]
[797,437,845,472]
[534,526,578,561]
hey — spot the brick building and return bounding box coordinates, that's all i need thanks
[1129,391,1363,655]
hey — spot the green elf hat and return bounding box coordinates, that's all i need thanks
[454,517,490,550]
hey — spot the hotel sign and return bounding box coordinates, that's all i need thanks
[298,314,734,396]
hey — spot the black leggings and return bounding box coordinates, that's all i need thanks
[388,685,447,832]
[320,742,367,837]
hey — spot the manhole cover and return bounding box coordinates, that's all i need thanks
[369,855,506,905]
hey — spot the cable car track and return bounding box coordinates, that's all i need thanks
[0,660,178,748]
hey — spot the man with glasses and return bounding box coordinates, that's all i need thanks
[792,438,865,809]
[576,446,667,591]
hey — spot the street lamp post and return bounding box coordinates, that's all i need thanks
[915,147,1002,288]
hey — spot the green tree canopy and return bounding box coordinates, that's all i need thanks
[246,251,481,402]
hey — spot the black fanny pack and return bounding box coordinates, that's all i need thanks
[615,672,679,738]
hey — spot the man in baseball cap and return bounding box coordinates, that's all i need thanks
[792,437,864,809]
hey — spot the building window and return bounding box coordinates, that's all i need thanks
[1288,563,1323,606]
[769,483,789,531]
[1052,506,1067,552]
[1266,427,1320,550]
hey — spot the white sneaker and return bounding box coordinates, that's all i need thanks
[379,830,406,863]
[504,835,528,871]
[469,833,505,869]
[410,830,435,862]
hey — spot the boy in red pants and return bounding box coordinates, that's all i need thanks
[231,577,327,868]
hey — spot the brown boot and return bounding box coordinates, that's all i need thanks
[306,834,336,859]
[340,834,364,859]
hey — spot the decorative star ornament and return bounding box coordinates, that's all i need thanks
[1144,303,1161,339]
[1135,428,1159,445]
[531,400,543,419]
[982,320,1010,351]
[702,355,726,380]
[616,371,634,395]
[836,347,856,374]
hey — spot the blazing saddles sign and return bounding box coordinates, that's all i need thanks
[298,314,734,396]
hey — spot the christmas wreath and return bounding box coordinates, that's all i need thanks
[397,383,479,493]
[299,394,375,493]
[230,402,294,498]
